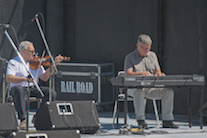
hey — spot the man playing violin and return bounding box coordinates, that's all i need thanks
[6,41,64,130]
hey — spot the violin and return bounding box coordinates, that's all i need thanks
[30,55,70,70]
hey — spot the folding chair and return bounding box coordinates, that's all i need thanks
[5,83,42,108]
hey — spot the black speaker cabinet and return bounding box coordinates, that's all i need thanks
[34,100,100,134]
[0,102,18,132]
[9,130,80,138]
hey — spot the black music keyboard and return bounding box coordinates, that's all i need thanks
[111,75,205,87]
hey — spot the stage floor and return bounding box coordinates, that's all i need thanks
[19,111,207,138]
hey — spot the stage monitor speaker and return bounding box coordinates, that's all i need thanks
[0,102,18,132]
[9,130,80,138]
[34,100,100,134]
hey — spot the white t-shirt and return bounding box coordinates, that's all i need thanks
[6,56,45,89]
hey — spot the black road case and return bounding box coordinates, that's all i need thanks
[53,63,114,105]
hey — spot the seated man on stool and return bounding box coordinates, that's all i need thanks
[124,34,178,129]
[6,41,63,130]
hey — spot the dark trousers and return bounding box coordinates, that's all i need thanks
[10,85,57,120]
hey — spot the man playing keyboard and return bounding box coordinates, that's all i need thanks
[124,34,178,129]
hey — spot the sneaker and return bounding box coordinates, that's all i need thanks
[162,120,179,128]
[31,116,36,124]
[20,119,27,130]
[137,120,148,129]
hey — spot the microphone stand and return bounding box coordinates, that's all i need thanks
[26,75,31,132]
[34,14,58,102]
[3,28,45,132]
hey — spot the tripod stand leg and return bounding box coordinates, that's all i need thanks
[26,80,30,132]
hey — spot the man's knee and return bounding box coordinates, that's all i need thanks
[167,88,174,96]
[162,88,174,99]
[10,85,25,96]
[133,89,145,98]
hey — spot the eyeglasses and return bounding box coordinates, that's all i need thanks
[139,44,151,51]
[25,49,36,54]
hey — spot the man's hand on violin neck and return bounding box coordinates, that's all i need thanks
[55,54,64,65]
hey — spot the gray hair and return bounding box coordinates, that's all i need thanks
[19,41,33,52]
[137,34,152,45]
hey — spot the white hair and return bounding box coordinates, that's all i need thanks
[19,41,33,52]
[137,34,152,45]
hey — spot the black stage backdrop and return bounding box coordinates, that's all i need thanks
[0,0,207,115]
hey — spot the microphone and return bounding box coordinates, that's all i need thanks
[0,23,9,28]
[28,13,39,24]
